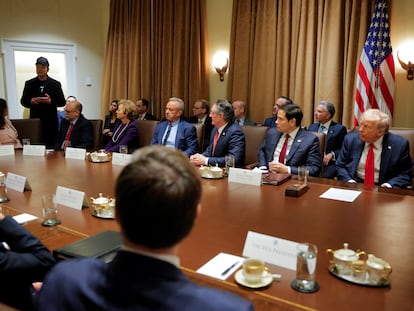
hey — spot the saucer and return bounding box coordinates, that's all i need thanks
[234,269,273,289]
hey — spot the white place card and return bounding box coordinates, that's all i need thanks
[23,145,46,156]
[320,187,362,203]
[228,167,262,186]
[6,172,31,192]
[112,153,132,166]
[0,145,15,156]
[55,186,87,210]
[13,213,38,224]
[197,252,244,280]
[65,147,87,160]
[242,231,299,270]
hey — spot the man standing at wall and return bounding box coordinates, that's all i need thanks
[21,56,66,148]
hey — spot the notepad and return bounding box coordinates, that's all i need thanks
[53,230,121,263]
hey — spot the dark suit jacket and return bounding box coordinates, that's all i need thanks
[308,121,347,178]
[56,114,94,150]
[20,76,66,147]
[263,116,276,128]
[238,118,257,126]
[202,122,245,167]
[151,119,198,157]
[336,132,412,188]
[105,121,139,153]
[258,127,322,176]
[188,115,213,151]
[0,216,55,310]
[35,251,253,311]
[135,112,157,121]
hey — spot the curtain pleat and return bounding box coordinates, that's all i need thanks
[228,0,375,128]
[101,0,209,120]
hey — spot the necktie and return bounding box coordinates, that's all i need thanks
[162,123,172,145]
[198,119,203,124]
[364,143,375,185]
[212,130,219,155]
[278,134,290,164]
[64,123,74,148]
[319,125,325,133]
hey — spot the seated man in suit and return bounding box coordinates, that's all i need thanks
[308,101,347,178]
[232,100,257,126]
[151,97,198,157]
[190,99,245,168]
[0,211,55,310]
[262,96,293,128]
[56,100,93,150]
[336,109,412,188]
[258,103,321,176]
[35,146,253,311]
[188,99,213,151]
[135,98,157,120]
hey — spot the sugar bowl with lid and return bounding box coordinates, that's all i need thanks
[326,243,367,275]
[90,193,115,219]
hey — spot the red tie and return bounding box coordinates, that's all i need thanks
[278,134,290,164]
[64,123,74,148]
[212,130,219,156]
[364,143,375,185]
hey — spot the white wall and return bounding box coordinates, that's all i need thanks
[0,0,109,119]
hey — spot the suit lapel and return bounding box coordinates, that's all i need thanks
[379,133,391,182]
[286,128,303,162]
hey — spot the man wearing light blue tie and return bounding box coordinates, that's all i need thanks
[151,97,198,157]
[308,101,347,178]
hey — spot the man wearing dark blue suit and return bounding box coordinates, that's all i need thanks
[188,99,213,151]
[56,100,94,150]
[35,146,253,311]
[308,101,347,178]
[258,103,321,176]
[0,212,55,310]
[336,109,412,188]
[151,97,198,157]
[262,96,293,127]
[190,99,245,168]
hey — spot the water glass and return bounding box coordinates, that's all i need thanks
[225,154,235,176]
[291,242,319,293]
[119,145,128,154]
[22,138,31,145]
[298,165,309,184]
[41,194,62,227]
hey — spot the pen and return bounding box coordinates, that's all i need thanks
[221,261,240,276]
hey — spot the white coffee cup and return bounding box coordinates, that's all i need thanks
[242,258,269,284]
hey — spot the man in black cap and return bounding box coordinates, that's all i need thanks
[21,56,66,148]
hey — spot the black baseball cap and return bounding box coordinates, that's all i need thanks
[36,57,49,67]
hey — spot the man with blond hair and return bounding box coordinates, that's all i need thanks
[336,109,412,188]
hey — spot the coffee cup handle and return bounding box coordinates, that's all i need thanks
[326,249,335,264]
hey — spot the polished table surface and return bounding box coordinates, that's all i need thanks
[1,151,413,311]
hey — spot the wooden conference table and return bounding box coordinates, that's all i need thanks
[0,150,413,311]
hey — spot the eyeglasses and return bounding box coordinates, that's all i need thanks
[193,106,202,110]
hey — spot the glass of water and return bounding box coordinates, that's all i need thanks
[291,242,319,293]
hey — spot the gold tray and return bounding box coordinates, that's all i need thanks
[328,264,390,287]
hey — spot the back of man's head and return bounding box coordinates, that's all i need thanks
[115,145,202,249]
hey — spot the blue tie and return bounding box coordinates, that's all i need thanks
[162,123,172,145]
[319,125,325,133]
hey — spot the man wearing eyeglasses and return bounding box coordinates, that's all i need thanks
[187,99,213,151]
[56,100,93,150]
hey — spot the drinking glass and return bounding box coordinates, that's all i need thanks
[119,145,128,154]
[225,155,235,176]
[41,194,62,227]
[298,165,309,184]
[291,242,319,293]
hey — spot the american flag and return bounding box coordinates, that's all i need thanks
[354,0,394,126]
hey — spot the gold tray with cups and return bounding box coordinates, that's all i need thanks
[88,150,112,163]
[199,165,224,179]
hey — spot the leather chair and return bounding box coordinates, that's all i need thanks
[242,125,269,169]
[192,123,204,153]
[10,118,43,145]
[136,120,159,148]
[310,131,326,176]
[89,119,103,151]
[389,127,414,188]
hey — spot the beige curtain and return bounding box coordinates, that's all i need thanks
[228,0,375,128]
[101,0,209,119]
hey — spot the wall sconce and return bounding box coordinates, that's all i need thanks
[397,50,414,80]
[213,52,229,82]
